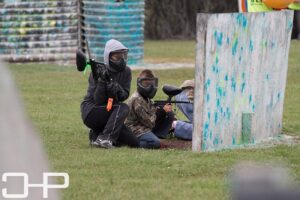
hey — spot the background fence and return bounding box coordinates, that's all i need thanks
[0,0,78,64]
[80,0,144,64]
[0,0,145,65]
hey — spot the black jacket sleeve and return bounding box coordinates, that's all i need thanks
[88,73,107,105]
[115,67,132,102]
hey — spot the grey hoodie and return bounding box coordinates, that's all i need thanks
[104,39,128,72]
[80,39,131,122]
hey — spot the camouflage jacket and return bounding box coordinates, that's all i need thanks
[125,92,157,137]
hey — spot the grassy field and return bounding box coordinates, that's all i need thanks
[9,40,300,200]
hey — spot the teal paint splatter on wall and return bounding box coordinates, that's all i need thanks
[214,31,223,46]
[217,87,223,96]
[214,112,218,124]
[204,122,209,141]
[232,37,238,56]
[266,74,270,80]
[241,82,246,93]
[232,137,236,145]
[202,143,206,151]
[288,20,293,30]
[216,98,220,107]
[231,77,236,92]
[236,13,248,29]
[252,104,256,112]
[249,40,254,52]
[277,92,281,100]
[205,79,211,90]
[226,107,231,119]
[212,65,220,74]
[213,138,219,146]
[225,74,228,81]
[271,42,275,48]
[206,93,210,102]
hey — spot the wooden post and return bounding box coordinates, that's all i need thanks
[192,14,209,152]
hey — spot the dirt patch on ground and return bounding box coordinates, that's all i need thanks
[160,139,192,150]
[158,135,300,151]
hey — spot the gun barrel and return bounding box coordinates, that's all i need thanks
[76,50,87,71]
[154,100,191,105]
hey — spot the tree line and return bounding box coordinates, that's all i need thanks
[144,0,239,39]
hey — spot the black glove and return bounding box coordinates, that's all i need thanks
[106,81,120,97]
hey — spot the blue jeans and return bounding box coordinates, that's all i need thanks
[174,120,193,140]
[175,91,193,140]
[175,91,193,123]
[139,131,161,149]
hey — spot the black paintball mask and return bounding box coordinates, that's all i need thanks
[137,77,158,99]
[108,49,128,72]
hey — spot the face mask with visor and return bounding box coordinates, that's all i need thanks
[108,49,128,72]
[137,77,158,99]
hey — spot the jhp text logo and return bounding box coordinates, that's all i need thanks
[1,172,69,199]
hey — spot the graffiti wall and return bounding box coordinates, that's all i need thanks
[81,0,145,64]
[0,0,78,64]
[0,0,145,64]
[193,11,294,151]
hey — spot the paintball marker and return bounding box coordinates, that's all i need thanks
[76,41,111,83]
[76,41,113,111]
[154,84,192,106]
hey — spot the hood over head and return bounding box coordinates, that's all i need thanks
[104,39,129,72]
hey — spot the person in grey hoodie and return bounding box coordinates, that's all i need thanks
[81,39,139,148]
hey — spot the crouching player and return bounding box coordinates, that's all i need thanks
[125,70,174,149]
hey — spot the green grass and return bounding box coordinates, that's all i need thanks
[144,40,196,63]
[8,40,300,200]
[283,41,300,134]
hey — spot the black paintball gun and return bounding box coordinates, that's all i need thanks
[76,41,111,83]
[76,41,113,111]
[154,84,192,106]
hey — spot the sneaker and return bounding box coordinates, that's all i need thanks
[91,136,114,149]
[89,130,98,145]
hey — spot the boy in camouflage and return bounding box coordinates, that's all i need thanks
[125,70,174,149]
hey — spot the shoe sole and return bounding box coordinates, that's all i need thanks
[90,141,114,149]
